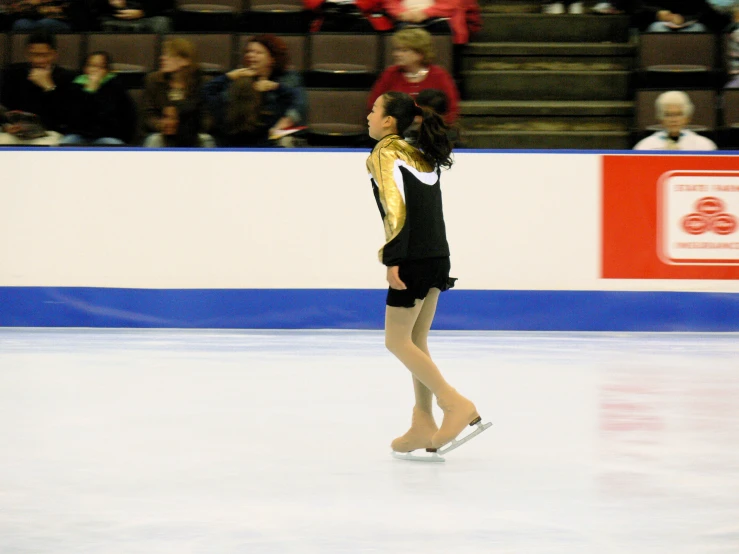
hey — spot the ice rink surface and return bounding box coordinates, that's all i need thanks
[1,329,738,554]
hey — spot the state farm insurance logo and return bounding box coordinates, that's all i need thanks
[658,171,739,265]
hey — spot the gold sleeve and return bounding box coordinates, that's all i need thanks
[368,144,406,259]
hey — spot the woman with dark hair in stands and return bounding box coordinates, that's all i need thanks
[204,34,307,146]
[367,28,460,124]
[61,51,136,146]
[365,91,488,459]
[143,37,212,147]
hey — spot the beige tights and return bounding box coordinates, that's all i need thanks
[386,289,479,450]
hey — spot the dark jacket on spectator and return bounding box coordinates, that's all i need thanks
[261,70,307,130]
[142,70,206,134]
[203,74,270,147]
[67,73,136,142]
[203,71,306,145]
[0,62,75,132]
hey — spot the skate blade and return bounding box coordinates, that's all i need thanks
[436,420,493,456]
[391,450,446,463]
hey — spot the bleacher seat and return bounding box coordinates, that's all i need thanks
[175,0,241,31]
[87,33,159,88]
[724,32,739,78]
[637,33,719,88]
[305,88,369,146]
[307,33,379,88]
[720,88,739,148]
[166,33,233,76]
[11,33,83,71]
[0,34,7,67]
[723,88,739,126]
[382,33,453,73]
[242,0,308,33]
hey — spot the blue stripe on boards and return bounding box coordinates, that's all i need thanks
[1,288,738,331]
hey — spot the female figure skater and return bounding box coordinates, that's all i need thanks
[366,91,481,454]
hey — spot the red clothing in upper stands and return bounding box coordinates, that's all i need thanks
[303,0,393,31]
[383,0,479,44]
[367,64,460,123]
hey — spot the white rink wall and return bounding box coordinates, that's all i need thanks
[2,149,738,293]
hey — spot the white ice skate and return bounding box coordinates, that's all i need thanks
[391,449,446,463]
[436,418,492,456]
[390,418,492,462]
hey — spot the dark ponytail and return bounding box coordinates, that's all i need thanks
[382,91,454,170]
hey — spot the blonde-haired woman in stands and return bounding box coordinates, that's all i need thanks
[143,37,213,147]
[367,28,460,124]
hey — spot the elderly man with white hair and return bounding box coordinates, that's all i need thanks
[634,90,717,150]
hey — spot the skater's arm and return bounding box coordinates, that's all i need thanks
[368,143,409,265]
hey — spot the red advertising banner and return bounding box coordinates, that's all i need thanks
[602,155,739,279]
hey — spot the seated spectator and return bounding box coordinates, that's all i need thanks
[384,0,482,44]
[633,90,717,149]
[303,0,393,32]
[0,30,74,146]
[144,105,215,147]
[7,0,72,32]
[143,38,211,146]
[367,28,460,123]
[60,51,136,146]
[634,0,730,32]
[205,35,306,145]
[96,0,172,33]
[204,73,268,147]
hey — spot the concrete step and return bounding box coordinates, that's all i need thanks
[459,129,631,149]
[479,0,541,13]
[461,115,629,130]
[463,69,630,100]
[460,100,633,116]
[465,41,636,56]
[476,14,629,43]
[462,42,636,71]
[463,57,633,71]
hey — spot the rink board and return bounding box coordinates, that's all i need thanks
[1,148,738,330]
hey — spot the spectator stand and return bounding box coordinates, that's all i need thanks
[241,0,309,33]
[1,22,457,149]
[636,32,723,89]
[174,0,241,31]
[0,33,7,68]
[302,32,380,147]
[719,87,739,147]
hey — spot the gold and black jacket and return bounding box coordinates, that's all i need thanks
[366,134,450,266]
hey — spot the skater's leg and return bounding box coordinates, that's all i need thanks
[386,295,479,449]
[409,289,441,413]
[385,299,451,394]
[386,299,439,451]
